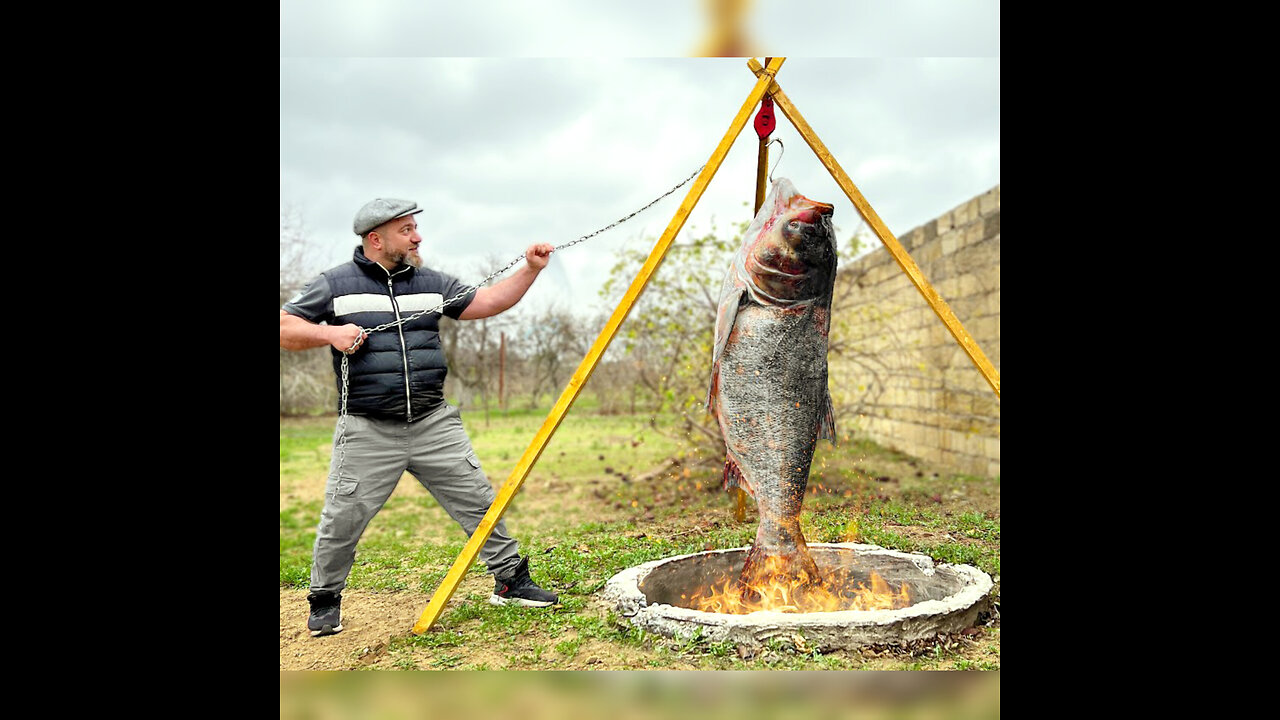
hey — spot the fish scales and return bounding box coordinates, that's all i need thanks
[716,303,829,578]
[707,177,838,590]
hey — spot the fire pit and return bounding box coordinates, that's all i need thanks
[601,542,993,651]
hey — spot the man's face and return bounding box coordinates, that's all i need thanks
[375,215,423,268]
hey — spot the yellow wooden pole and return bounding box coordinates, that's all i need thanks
[747,59,1000,398]
[411,57,789,635]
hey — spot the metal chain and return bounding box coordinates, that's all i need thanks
[329,164,705,484]
[361,163,705,336]
[335,350,352,478]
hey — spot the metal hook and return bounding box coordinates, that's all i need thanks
[768,138,784,184]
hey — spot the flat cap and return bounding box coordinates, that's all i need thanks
[353,198,424,236]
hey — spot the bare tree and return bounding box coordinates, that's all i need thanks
[579,313,634,414]
[280,206,337,416]
[519,301,587,409]
[598,223,741,471]
[438,255,523,425]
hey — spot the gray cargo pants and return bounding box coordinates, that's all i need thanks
[309,402,521,595]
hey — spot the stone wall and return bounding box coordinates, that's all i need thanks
[828,185,1000,478]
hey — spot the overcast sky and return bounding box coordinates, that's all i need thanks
[280,3,1000,316]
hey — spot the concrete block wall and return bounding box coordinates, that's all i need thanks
[828,185,1000,478]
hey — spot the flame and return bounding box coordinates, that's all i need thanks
[684,555,911,614]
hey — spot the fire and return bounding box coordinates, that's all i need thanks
[683,555,911,614]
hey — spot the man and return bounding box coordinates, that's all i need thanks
[280,197,559,638]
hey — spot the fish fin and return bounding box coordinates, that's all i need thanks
[722,456,754,497]
[738,542,764,588]
[818,392,837,444]
[707,285,746,410]
[705,365,720,414]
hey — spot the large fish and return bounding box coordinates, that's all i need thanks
[707,177,838,590]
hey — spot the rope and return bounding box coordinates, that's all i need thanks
[329,163,706,483]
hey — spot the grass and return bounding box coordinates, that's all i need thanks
[280,402,1000,670]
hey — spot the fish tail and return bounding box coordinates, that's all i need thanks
[796,547,822,583]
[738,540,823,589]
[738,541,764,587]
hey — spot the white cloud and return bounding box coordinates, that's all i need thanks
[281,55,999,309]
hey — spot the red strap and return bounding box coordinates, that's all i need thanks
[754,96,775,139]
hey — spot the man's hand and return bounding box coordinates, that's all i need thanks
[525,243,554,271]
[458,244,554,320]
[332,324,366,354]
[281,310,366,353]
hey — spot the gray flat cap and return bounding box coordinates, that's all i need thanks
[353,198,424,236]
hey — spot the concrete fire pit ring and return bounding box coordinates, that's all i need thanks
[600,542,994,651]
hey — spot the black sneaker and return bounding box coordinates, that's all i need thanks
[306,591,343,636]
[490,556,559,607]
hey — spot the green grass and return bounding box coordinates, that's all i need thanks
[280,407,999,670]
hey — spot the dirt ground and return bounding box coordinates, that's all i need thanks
[281,588,427,670]
[279,584,690,671]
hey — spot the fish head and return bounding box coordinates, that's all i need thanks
[741,178,837,303]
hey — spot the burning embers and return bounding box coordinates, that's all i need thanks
[602,544,993,651]
[683,555,911,614]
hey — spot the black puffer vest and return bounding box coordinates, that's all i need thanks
[323,246,472,422]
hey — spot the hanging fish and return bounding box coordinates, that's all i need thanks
[707,177,838,590]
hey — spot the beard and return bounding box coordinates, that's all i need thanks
[390,246,423,268]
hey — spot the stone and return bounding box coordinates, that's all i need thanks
[979,187,1000,216]
[600,544,993,651]
[983,211,1000,240]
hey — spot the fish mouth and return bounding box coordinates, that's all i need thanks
[792,203,834,224]
[780,207,834,244]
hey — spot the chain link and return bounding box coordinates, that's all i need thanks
[336,351,351,477]
[358,164,704,337]
[329,164,705,484]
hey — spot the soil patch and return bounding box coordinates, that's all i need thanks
[279,574,492,671]
[280,588,426,670]
[883,522,998,551]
